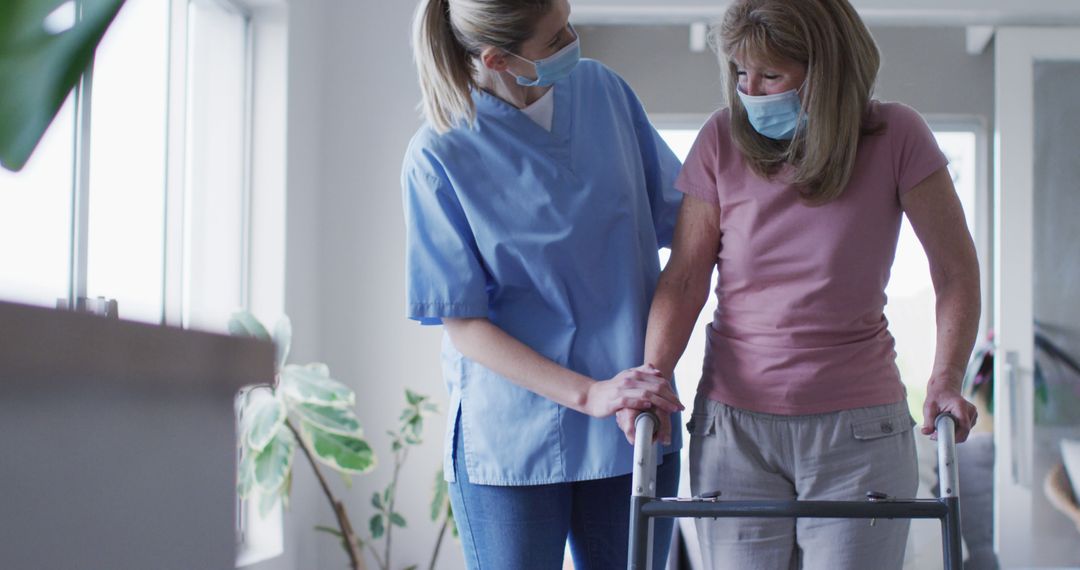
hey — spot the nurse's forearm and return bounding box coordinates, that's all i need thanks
[644,267,711,380]
[443,317,681,417]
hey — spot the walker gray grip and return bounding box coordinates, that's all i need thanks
[935,414,959,498]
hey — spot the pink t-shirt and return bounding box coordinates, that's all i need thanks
[675,101,947,415]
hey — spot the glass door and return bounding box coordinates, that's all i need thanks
[994,26,1080,569]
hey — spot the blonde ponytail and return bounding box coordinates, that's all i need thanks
[411,0,552,133]
[413,0,476,133]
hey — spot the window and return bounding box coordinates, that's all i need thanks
[85,0,169,324]
[0,98,75,308]
[0,0,288,565]
[183,0,251,332]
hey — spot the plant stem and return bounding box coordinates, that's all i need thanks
[364,533,386,570]
[287,420,366,570]
[428,515,449,570]
[384,446,407,570]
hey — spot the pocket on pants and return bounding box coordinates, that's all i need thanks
[851,410,915,441]
[686,413,716,437]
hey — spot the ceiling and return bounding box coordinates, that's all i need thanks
[570,0,1080,26]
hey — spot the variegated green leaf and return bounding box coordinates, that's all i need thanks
[431,469,447,521]
[254,428,295,493]
[280,364,355,408]
[228,310,271,341]
[243,389,286,452]
[273,315,292,370]
[302,362,330,377]
[282,470,293,509]
[293,402,363,437]
[298,420,375,474]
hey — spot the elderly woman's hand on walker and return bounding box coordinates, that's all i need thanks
[610,364,679,446]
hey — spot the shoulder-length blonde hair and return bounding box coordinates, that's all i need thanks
[412,0,551,133]
[714,0,881,205]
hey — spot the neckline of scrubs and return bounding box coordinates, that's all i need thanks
[473,77,575,167]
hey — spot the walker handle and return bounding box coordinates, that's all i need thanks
[631,412,659,498]
[935,414,959,499]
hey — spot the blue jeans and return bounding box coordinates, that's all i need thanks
[449,416,680,570]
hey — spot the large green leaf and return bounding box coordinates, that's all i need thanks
[253,427,295,494]
[242,389,286,452]
[297,420,375,475]
[292,402,363,437]
[280,364,355,408]
[0,0,126,171]
[228,310,272,341]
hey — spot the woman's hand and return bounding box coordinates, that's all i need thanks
[583,364,683,419]
[922,381,978,443]
[616,406,674,446]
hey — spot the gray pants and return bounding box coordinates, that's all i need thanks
[688,396,918,570]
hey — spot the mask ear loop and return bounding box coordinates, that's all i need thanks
[501,49,538,83]
[790,70,811,142]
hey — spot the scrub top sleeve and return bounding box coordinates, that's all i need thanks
[627,92,683,249]
[403,167,490,325]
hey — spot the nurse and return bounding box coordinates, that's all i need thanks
[403,0,684,568]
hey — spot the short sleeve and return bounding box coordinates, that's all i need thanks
[402,166,489,325]
[889,103,949,195]
[674,115,722,205]
[607,67,683,249]
[631,104,684,249]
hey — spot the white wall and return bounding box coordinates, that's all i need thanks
[272,5,999,570]
[270,0,457,569]
[576,24,994,121]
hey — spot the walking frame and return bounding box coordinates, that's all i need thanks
[628,412,963,569]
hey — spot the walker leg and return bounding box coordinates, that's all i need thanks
[941,497,962,570]
[628,412,659,570]
[629,495,652,570]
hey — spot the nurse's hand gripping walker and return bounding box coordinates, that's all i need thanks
[628,412,963,570]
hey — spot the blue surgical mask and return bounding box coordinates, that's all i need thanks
[506,26,581,87]
[736,86,806,140]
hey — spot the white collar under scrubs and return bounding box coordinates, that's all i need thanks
[402,59,683,486]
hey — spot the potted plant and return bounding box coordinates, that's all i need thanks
[230,311,455,570]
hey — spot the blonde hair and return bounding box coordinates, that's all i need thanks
[713,0,881,204]
[412,0,551,133]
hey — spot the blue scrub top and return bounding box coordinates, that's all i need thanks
[402,59,683,485]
